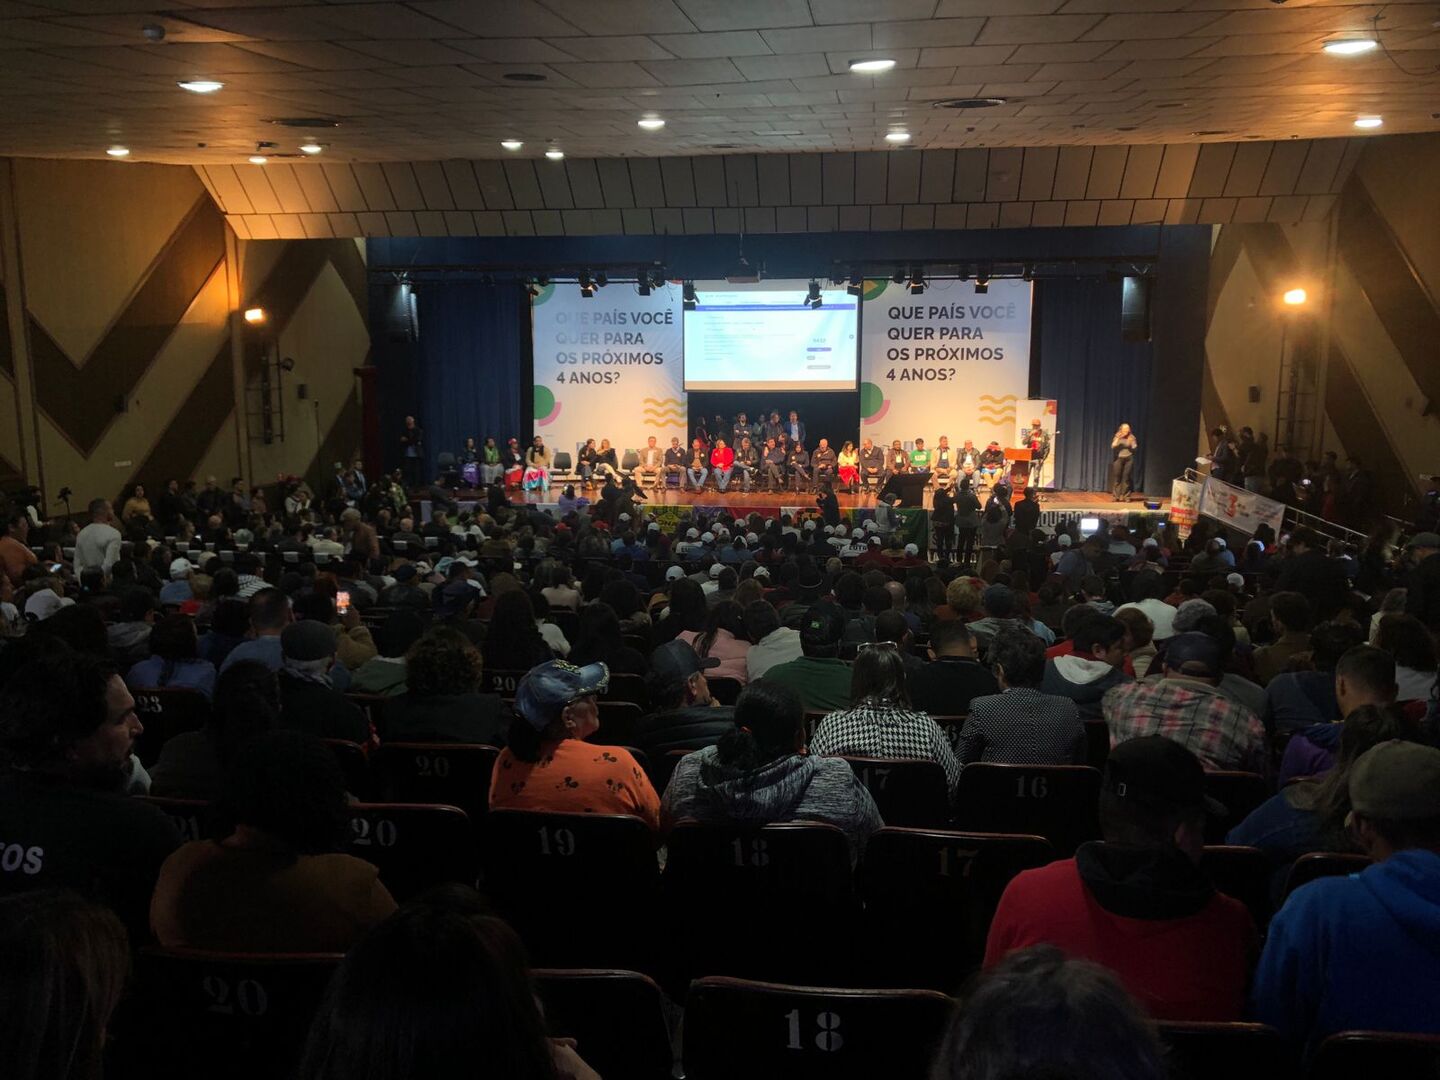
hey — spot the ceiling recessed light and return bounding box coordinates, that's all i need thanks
[1354,115,1383,128]
[885,130,911,142]
[1322,39,1378,55]
[500,139,523,151]
[298,142,323,155]
[932,97,1008,110]
[638,117,666,130]
[248,155,268,165]
[545,148,564,160]
[177,79,223,94]
[849,58,896,73]
[504,72,547,82]
[106,145,129,157]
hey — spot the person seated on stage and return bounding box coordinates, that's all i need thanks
[910,436,933,475]
[763,438,786,490]
[812,438,838,486]
[521,436,552,492]
[576,437,600,488]
[978,440,1005,487]
[859,438,886,487]
[710,438,735,492]
[837,441,860,491]
[735,437,759,493]
[888,439,911,477]
[788,440,812,492]
[636,435,664,488]
[502,437,525,488]
[687,440,709,491]
[478,437,503,486]
[958,438,980,480]
[595,438,623,482]
[663,436,687,486]
[732,412,753,450]
[932,435,955,485]
[459,437,479,465]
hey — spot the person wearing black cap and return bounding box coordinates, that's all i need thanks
[490,660,660,831]
[1102,632,1267,774]
[985,736,1258,1021]
[276,620,369,745]
[762,601,853,714]
[1404,530,1440,631]
[629,640,735,769]
[377,564,429,610]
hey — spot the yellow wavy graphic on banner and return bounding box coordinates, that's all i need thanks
[643,397,684,407]
[977,404,1016,414]
[978,394,1018,403]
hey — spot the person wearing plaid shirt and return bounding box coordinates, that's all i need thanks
[1102,632,1268,774]
[808,644,960,795]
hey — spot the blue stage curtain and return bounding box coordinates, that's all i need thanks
[404,281,527,477]
[1035,277,1153,493]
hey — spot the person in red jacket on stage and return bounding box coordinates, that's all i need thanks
[710,438,736,492]
[984,736,1257,1022]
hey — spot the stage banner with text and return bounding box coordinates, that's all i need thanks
[1170,478,1202,540]
[530,282,686,459]
[859,279,1032,451]
[1197,475,1285,538]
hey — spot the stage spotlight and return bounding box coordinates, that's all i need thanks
[974,267,990,295]
[683,281,698,310]
[637,268,652,296]
[1021,263,1034,282]
[891,268,905,285]
[907,266,925,296]
[595,271,608,288]
[654,266,668,286]
[578,271,596,298]
[846,270,863,297]
[536,275,550,287]
[807,280,823,308]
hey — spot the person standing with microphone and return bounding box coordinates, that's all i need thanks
[1109,423,1138,502]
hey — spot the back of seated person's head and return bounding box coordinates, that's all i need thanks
[405,628,482,700]
[149,614,198,661]
[1308,620,1366,673]
[0,889,130,1080]
[1071,615,1126,663]
[1113,606,1153,651]
[874,609,909,646]
[742,600,780,645]
[118,589,155,624]
[1098,736,1209,861]
[1336,644,1398,711]
[1189,614,1237,665]
[1176,579,1202,599]
[835,572,864,609]
[293,590,337,625]
[27,603,109,658]
[78,568,106,597]
[1036,583,1060,606]
[222,730,348,855]
[297,886,557,1080]
[798,601,846,658]
[0,643,126,787]
[717,567,738,592]
[1375,614,1438,673]
[933,945,1164,1080]
[1078,574,1104,598]
[210,597,251,640]
[946,577,980,615]
[1269,591,1314,634]
[981,584,1016,620]
[929,619,976,657]
[1346,740,1440,859]
[777,562,799,586]
[989,627,1045,689]
[212,660,280,770]
[1059,604,1094,642]
[716,681,804,772]
[249,588,291,633]
[862,584,890,617]
[210,567,240,600]
[1199,589,1235,619]
[1131,572,1165,602]
[851,642,910,706]
[1171,598,1217,635]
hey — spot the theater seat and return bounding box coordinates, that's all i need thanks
[136,795,216,843]
[1281,851,1372,903]
[1310,1030,1440,1080]
[1157,1021,1286,1080]
[534,968,674,1080]
[1202,771,1271,844]
[1201,844,1275,928]
[857,828,1053,989]
[119,948,342,1080]
[344,802,476,901]
[321,738,373,800]
[374,742,499,823]
[682,976,955,1080]
[602,671,650,709]
[131,687,212,766]
[953,763,1102,856]
[841,757,951,828]
[482,668,529,697]
[707,676,744,705]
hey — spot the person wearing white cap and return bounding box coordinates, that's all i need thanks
[160,558,196,606]
[24,587,75,622]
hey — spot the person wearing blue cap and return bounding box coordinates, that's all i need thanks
[489,660,660,832]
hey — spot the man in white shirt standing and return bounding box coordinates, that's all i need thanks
[73,498,122,576]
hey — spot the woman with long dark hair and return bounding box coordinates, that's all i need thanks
[125,614,217,699]
[568,603,647,676]
[150,659,279,799]
[675,599,750,683]
[482,591,554,674]
[653,577,708,645]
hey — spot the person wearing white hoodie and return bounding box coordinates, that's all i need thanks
[1040,614,1133,722]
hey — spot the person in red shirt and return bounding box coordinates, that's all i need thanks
[984,735,1258,1021]
[710,438,736,493]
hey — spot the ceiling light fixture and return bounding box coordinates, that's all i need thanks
[682,281,698,311]
[545,148,564,160]
[178,79,224,94]
[907,266,926,296]
[1354,115,1383,128]
[578,271,596,299]
[806,280,823,309]
[974,268,991,296]
[299,142,324,155]
[1282,287,1308,306]
[244,307,266,323]
[1322,39,1378,55]
[891,268,906,285]
[849,58,896,73]
[248,155,268,165]
[638,117,666,130]
[106,146,130,157]
[846,271,863,297]
[885,130,911,143]
[501,139,523,151]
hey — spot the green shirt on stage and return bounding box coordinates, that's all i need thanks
[909,448,932,470]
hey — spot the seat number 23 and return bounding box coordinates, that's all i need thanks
[785,1009,843,1052]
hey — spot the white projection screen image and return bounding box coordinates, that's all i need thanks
[682,280,859,391]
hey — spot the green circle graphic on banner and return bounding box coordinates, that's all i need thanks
[530,283,555,305]
[533,384,556,421]
[862,279,889,302]
[859,381,885,418]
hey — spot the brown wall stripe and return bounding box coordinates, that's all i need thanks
[1335,176,1440,412]
[1324,341,1411,517]
[0,283,12,378]
[130,341,235,497]
[302,379,363,496]
[1206,225,1244,333]
[30,195,227,455]
[1201,356,1232,438]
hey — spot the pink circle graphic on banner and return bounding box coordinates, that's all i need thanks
[534,385,561,426]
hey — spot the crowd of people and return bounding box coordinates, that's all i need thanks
[1,453,1439,1079]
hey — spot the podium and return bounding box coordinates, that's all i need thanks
[880,472,929,508]
[1003,448,1031,504]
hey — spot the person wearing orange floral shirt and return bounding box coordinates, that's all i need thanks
[490,660,661,832]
